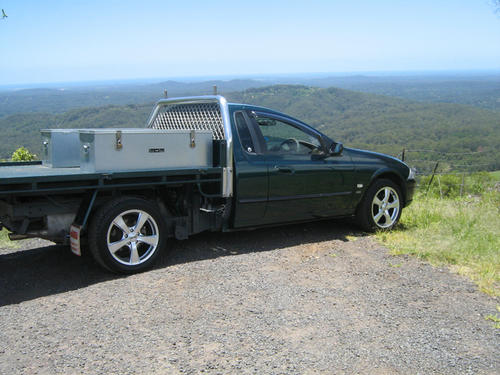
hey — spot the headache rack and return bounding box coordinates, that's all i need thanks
[146,96,233,197]
[149,102,225,140]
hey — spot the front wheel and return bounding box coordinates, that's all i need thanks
[88,197,167,273]
[356,179,402,232]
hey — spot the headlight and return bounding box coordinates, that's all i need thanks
[408,167,416,180]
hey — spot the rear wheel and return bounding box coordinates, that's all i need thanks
[88,197,167,273]
[356,179,402,232]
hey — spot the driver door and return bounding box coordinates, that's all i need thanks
[251,112,353,223]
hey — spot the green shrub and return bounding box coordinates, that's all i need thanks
[11,147,36,162]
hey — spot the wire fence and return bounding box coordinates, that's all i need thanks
[396,149,497,174]
[395,148,500,197]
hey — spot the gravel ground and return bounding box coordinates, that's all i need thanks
[0,220,498,374]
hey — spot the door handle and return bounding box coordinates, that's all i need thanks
[274,165,295,174]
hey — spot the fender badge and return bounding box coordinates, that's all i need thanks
[149,148,165,153]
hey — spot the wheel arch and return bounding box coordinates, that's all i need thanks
[355,171,405,232]
[83,187,178,227]
[87,195,168,273]
[367,168,407,206]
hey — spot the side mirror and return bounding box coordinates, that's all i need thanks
[330,142,343,156]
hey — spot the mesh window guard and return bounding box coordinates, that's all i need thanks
[149,103,225,140]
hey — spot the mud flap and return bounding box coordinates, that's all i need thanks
[69,224,82,256]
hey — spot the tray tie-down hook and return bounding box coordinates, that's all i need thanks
[190,130,196,148]
[116,131,123,150]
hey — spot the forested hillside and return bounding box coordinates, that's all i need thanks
[310,76,500,111]
[226,86,500,170]
[0,104,152,159]
[1,85,499,170]
[0,89,157,116]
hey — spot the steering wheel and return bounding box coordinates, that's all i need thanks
[279,138,300,152]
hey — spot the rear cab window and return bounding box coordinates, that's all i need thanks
[234,111,256,154]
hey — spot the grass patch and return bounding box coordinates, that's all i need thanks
[420,171,496,198]
[377,190,500,296]
[485,306,500,329]
[0,228,18,249]
[490,170,500,180]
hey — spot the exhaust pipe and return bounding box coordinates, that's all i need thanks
[8,233,30,241]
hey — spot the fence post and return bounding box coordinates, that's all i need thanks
[426,162,439,194]
[437,175,443,199]
[401,148,405,162]
[460,173,465,196]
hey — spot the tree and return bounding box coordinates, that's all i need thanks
[11,147,37,162]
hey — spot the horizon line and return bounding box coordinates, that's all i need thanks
[1,68,500,90]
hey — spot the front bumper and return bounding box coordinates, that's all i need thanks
[404,178,416,207]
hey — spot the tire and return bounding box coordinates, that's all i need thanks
[88,197,167,274]
[356,179,402,232]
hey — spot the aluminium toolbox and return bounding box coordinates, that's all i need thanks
[79,128,213,172]
[41,129,81,168]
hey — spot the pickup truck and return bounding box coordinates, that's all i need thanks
[0,95,415,273]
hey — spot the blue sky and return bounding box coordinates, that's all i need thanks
[1,0,499,85]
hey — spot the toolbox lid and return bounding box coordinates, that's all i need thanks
[78,128,212,135]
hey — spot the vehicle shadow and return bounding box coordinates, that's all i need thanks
[0,219,365,306]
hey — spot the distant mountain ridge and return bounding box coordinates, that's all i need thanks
[0,79,270,117]
[2,74,499,117]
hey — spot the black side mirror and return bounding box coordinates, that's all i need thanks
[330,142,343,156]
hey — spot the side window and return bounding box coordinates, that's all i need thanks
[234,111,256,153]
[255,115,321,155]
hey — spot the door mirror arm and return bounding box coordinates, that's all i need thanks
[330,142,344,156]
[311,151,328,161]
[311,142,343,160]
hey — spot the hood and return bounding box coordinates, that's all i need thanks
[343,147,411,178]
[346,147,403,163]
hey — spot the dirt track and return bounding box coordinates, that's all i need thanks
[0,220,498,374]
